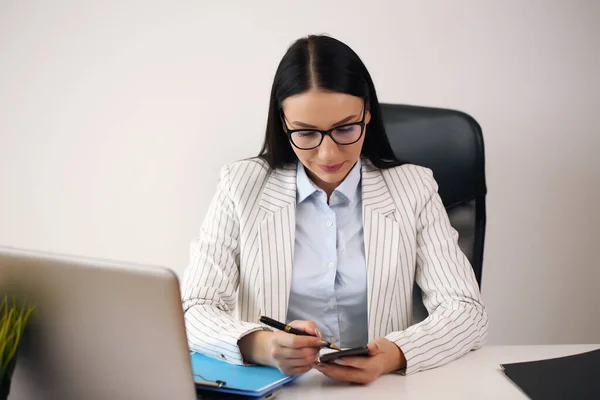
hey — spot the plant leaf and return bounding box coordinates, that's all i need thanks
[0,295,36,374]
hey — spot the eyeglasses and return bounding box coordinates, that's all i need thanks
[281,100,367,150]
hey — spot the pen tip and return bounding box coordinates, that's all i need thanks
[331,344,342,351]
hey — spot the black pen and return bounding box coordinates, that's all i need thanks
[259,315,342,351]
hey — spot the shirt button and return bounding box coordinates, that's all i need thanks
[328,300,334,308]
[326,220,333,227]
[328,262,334,268]
[333,195,339,202]
[330,337,337,343]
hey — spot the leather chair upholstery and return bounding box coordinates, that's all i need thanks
[380,103,487,322]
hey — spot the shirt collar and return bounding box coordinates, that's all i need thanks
[335,158,361,203]
[296,161,319,204]
[296,158,362,204]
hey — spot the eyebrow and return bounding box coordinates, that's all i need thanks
[290,114,359,129]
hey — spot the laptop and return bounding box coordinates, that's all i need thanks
[0,245,198,400]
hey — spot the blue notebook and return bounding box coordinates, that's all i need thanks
[190,352,297,397]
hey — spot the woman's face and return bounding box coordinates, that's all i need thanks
[281,89,370,194]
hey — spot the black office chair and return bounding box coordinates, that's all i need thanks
[380,103,487,322]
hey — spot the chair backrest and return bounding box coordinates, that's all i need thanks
[380,103,487,322]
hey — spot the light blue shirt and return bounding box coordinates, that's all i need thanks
[286,160,369,349]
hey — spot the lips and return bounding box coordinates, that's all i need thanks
[318,162,345,173]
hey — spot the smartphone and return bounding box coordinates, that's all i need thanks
[318,346,370,363]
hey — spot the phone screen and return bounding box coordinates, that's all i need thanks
[318,346,370,363]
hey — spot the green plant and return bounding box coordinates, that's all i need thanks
[0,295,35,375]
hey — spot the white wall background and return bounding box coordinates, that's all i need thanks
[1,0,599,345]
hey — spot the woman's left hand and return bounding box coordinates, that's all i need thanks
[314,338,406,384]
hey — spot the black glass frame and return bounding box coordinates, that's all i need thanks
[281,99,367,150]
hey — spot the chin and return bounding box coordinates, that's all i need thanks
[315,168,351,184]
[322,172,347,183]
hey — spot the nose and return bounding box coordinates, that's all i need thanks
[318,135,340,160]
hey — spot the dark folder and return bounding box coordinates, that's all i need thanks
[500,348,600,399]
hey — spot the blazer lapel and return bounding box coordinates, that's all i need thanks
[257,164,297,323]
[256,159,401,337]
[361,159,401,340]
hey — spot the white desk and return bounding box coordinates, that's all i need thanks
[276,344,599,400]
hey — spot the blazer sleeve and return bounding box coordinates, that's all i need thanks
[181,164,267,365]
[385,168,489,375]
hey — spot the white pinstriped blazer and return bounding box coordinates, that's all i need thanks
[181,156,488,375]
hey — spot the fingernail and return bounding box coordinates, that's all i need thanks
[369,341,381,355]
[334,358,345,365]
[318,340,328,346]
[315,363,324,369]
[315,328,323,339]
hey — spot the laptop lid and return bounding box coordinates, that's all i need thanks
[0,246,197,400]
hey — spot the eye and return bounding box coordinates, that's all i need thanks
[335,125,359,134]
[296,131,319,138]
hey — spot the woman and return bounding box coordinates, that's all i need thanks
[181,35,488,384]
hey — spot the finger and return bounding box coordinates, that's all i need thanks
[332,354,373,369]
[283,365,312,376]
[273,332,326,349]
[288,320,321,337]
[367,340,381,356]
[315,363,376,385]
[277,354,318,369]
[271,345,320,361]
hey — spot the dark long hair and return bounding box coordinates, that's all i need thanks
[258,35,402,169]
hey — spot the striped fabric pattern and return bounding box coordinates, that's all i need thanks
[181,156,488,375]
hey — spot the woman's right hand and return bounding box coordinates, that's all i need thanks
[239,320,327,375]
